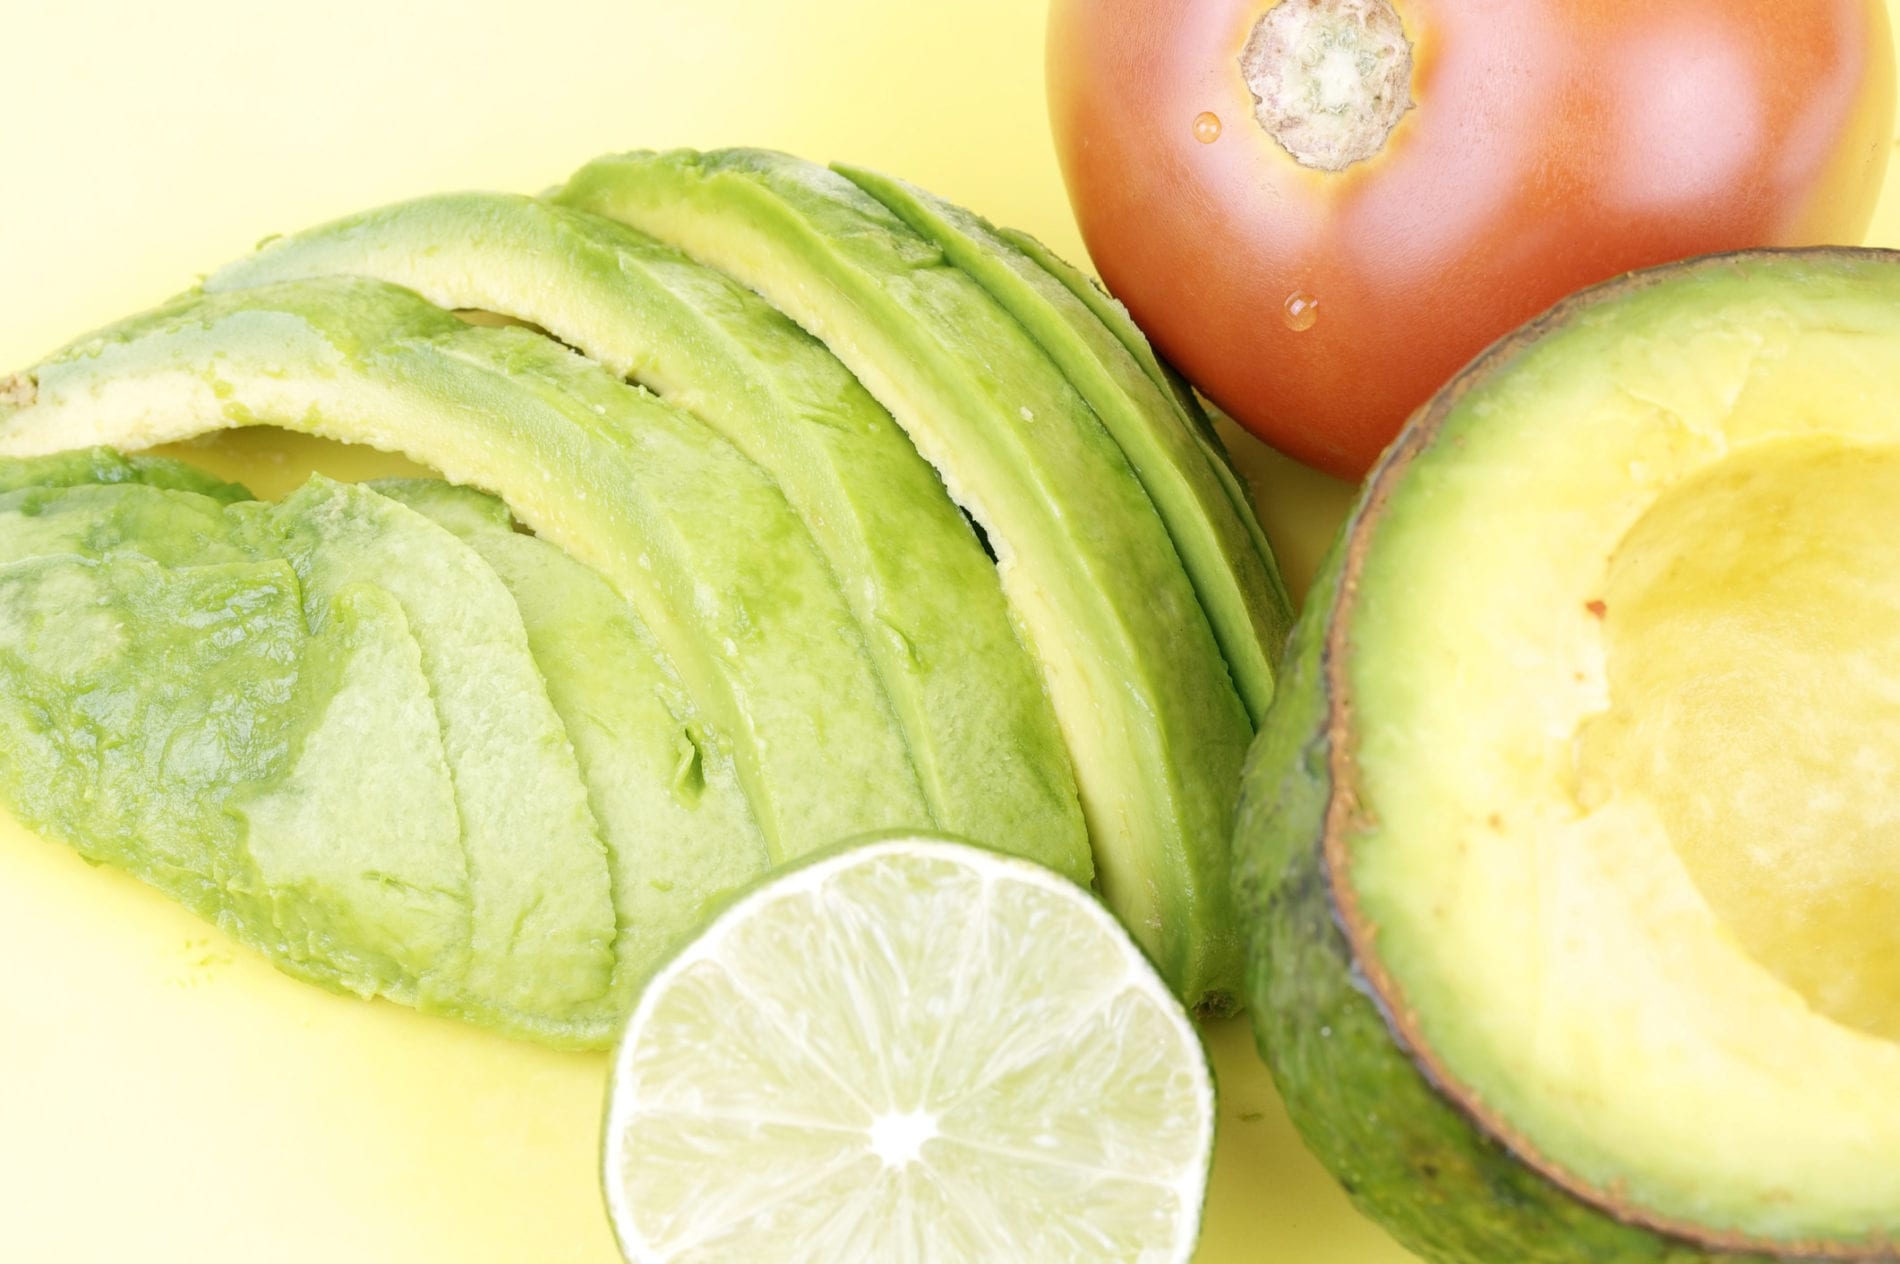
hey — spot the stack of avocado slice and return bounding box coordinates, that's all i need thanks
[0,148,1290,1040]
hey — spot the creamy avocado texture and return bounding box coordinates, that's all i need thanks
[0,147,1289,1041]
[0,276,934,866]
[204,193,1089,882]
[557,148,1256,1011]
[1240,250,1900,1260]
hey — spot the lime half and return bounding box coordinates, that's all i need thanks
[601,835,1214,1263]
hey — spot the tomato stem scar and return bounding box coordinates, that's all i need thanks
[1240,0,1414,171]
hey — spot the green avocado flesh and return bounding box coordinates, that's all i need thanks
[0,149,1289,1042]
[0,275,932,866]
[1237,251,1900,1260]
[0,544,302,929]
[372,478,768,1019]
[238,574,470,1004]
[0,446,250,501]
[238,477,615,1031]
[556,147,1254,1010]
[204,192,1088,882]
[993,222,1285,612]
[835,164,1292,723]
[0,470,614,1039]
[0,480,251,568]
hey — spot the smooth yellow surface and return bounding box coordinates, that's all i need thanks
[0,3,1895,1261]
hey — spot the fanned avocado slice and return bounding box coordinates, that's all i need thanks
[0,463,471,1010]
[234,477,614,1037]
[555,148,1253,1009]
[375,478,770,1018]
[205,193,1088,882]
[236,578,471,1010]
[0,275,932,866]
[835,165,1292,722]
[995,227,1230,458]
[0,447,252,501]
[0,547,303,940]
[0,480,253,568]
[994,224,1291,618]
[0,467,593,1038]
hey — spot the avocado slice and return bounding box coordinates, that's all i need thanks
[993,224,1286,608]
[0,467,598,1038]
[236,577,471,1008]
[994,227,1228,456]
[0,470,288,943]
[0,548,304,936]
[204,193,1087,881]
[0,479,253,568]
[0,466,472,1010]
[1237,250,1900,1258]
[373,477,770,1016]
[554,148,1253,1009]
[0,275,934,865]
[834,165,1292,722]
[0,446,252,501]
[234,476,614,1035]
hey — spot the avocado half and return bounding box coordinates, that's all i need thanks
[1237,250,1900,1261]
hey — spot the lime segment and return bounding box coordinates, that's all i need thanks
[602,836,1214,1263]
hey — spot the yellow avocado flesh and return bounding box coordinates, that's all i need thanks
[1342,255,1900,1244]
[1578,438,1900,1046]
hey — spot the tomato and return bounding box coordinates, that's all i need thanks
[1047,0,1896,479]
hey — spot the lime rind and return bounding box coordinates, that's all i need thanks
[602,836,1214,1264]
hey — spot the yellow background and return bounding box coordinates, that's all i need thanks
[1,3,1897,1261]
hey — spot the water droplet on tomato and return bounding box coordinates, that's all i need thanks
[1283,291,1319,332]
[1192,111,1222,144]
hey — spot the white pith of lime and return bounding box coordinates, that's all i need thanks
[601,835,1215,1264]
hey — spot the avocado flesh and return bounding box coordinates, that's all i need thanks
[205,193,1087,882]
[0,546,303,935]
[556,148,1253,1009]
[373,478,770,1018]
[0,479,253,568]
[0,470,486,1012]
[995,220,1295,666]
[0,446,251,501]
[0,275,934,864]
[235,477,614,1033]
[1238,251,1900,1257]
[237,577,472,1006]
[993,223,1284,594]
[836,165,1291,723]
[995,226,1228,455]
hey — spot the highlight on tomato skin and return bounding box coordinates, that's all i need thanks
[1047,0,1897,481]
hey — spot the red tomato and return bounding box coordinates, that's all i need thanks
[1048,0,1896,479]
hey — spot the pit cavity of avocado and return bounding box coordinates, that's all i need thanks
[1574,437,1900,1045]
[1241,0,1414,171]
